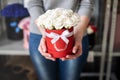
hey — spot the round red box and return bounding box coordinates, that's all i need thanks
[45,27,74,58]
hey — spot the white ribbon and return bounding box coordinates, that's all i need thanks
[46,30,73,51]
[46,30,73,44]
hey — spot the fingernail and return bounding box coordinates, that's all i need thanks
[44,49,46,52]
[66,55,69,58]
[62,58,65,61]
[52,59,55,61]
[48,54,51,57]
[73,50,76,54]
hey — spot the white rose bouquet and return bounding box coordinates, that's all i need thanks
[36,8,80,58]
[36,8,80,30]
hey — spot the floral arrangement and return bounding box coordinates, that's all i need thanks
[36,8,80,30]
[36,8,80,58]
[0,3,29,40]
[1,3,29,18]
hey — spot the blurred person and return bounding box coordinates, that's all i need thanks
[27,0,94,80]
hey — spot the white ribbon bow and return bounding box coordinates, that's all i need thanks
[46,30,73,44]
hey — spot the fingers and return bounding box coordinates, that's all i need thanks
[40,47,56,61]
[66,49,82,59]
[45,56,56,61]
[38,37,56,61]
[39,45,56,61]
[61,42,82,61]
[40,38,47,52]
[72,45,78,54]
[61,49,82,61]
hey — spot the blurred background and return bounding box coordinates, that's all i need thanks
[0,0,120,80]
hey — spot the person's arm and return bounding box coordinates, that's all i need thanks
[76,0,94,38]
[27,0,45,35]
[27,0,55,61]
[61,0,94,60]
[78,0,94,19]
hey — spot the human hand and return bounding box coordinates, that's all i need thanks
[60,16,90,61]
[35,18,56,61]
[38,37,56,61]
[60,39,82,61]
[60,29,83,61]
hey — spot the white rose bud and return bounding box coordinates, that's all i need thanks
[62,9,73,17]
[44,18,53,30]
[71,13,80,26]
[54,16,65,30]
[64,17,74,29]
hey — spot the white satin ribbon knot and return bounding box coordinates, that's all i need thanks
[46,30,73,44]
[46,30,73,51]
